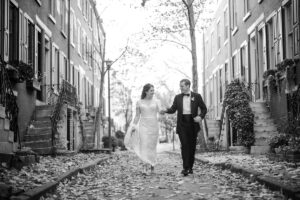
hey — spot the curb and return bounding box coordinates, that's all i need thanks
[10,156,111,200]
[166,151,300,200]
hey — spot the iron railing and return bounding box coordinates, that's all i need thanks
[0,57,20,145]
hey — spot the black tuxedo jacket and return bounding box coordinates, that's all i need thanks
[166,92,207,134]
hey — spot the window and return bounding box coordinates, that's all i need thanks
[50,0,56,18]
[232,55,236,79]
[52,45,59,91]
[77,21,81,55]
[70,11,74,45]
[225,63,229,86]
[217,21,221,51]
[73,13,76,47]
[243,0,249,16]
[210,31,214,60]
[293,0,299,55]
[61,0,67,35]
[240,46,248,82]
[231,0,237,30]
[266,19,275,69]
[224,8,228,41]
[283,2,293,58]
[9,2,18,62]
[219,68,223,102]
[64,56,68,81]
[81,30,85,59]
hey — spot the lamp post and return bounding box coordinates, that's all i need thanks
[105,60,113,150]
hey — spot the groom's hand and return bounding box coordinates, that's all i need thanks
[159,110,166,114]
[193,116,202,123]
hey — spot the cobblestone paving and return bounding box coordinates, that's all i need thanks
[42,151,285,200]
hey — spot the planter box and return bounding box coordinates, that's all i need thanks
[26,79,41,90]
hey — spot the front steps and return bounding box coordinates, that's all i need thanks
[250,102,279,154]
[23,105,54,155]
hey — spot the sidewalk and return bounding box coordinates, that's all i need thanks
[166,148,300,199]
[0,152,111,199]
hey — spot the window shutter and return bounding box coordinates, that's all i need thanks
[19,9,24,61]
[23,17,28,63]
[262,26,268,71]
[3,0,9,61]
[277,8,283,62]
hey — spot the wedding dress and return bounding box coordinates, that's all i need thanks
[125,99,160,166]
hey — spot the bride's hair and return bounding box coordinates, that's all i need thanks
[141,83,154,99]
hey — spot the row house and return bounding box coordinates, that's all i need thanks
[200,0,300,152]
[0,0,106,155]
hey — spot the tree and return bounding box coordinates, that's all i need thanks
[110,75,133,132]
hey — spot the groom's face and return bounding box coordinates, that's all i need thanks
[180,82,189,94]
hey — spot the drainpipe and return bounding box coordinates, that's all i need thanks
[228,0,233,83]
[67,0,71,83]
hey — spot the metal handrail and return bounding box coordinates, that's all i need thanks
[0,56,20,146]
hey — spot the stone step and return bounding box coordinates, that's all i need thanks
[35,105,54,111]
[249,102,267,108]
[31,120,52,128]
[30,147,53,155]
[254,131,276,138]
[254,119,275,126]
[27,127,52,135]
[254,114,272,120]
[0,118,10,130]
[250,105,269,112]
[35,116,52,121]
[23,139,52,149]
[206,120,219,126]
[0,130,14,142]
[24,132,52,141]
[35,109,53,118]
[0,142,17,153]
[250,145,270,154]
[254,126,277,132]
[0,105,5,118]
[254,137,269,146]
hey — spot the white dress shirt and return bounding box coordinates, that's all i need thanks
[182,93,191,114]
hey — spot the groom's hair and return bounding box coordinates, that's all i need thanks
[180,79,191,87]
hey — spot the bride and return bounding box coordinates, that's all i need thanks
[125,83,161,175]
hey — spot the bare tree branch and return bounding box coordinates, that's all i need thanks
[149,38,191,52]
[163,61,191,79]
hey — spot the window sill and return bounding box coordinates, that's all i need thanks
[35,0,41,6]
[224,39,229,46]
[71,42,75,48]
[48,14,56,24]
[243,12,251,22]
[258,0,263,4]
[61,31,67,39]
[217,49,221,55]
[231,27,239,36]
[210,57,215,62]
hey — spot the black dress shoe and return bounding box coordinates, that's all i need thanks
[188,169,193,174]
[181,169,188,176]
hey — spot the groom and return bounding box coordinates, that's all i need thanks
[161,79,207,176]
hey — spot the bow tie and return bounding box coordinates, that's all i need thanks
[183,93,190,97]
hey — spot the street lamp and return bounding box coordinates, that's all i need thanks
[105,60,113,150]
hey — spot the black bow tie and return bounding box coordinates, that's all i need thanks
[183,93,190,97]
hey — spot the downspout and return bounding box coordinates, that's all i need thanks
[67,0,71,81]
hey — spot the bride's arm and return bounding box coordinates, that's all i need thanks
[132,101,141,127]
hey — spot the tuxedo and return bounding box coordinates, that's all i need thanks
[166,92,207,171]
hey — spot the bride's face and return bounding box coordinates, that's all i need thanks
[146,87,155,98]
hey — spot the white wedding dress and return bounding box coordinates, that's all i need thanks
[125,99,160,166]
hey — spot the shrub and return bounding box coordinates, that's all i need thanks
[102,136,117,149]
[224,79,255,147]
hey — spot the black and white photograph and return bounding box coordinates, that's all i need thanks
[0,0,300,199]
